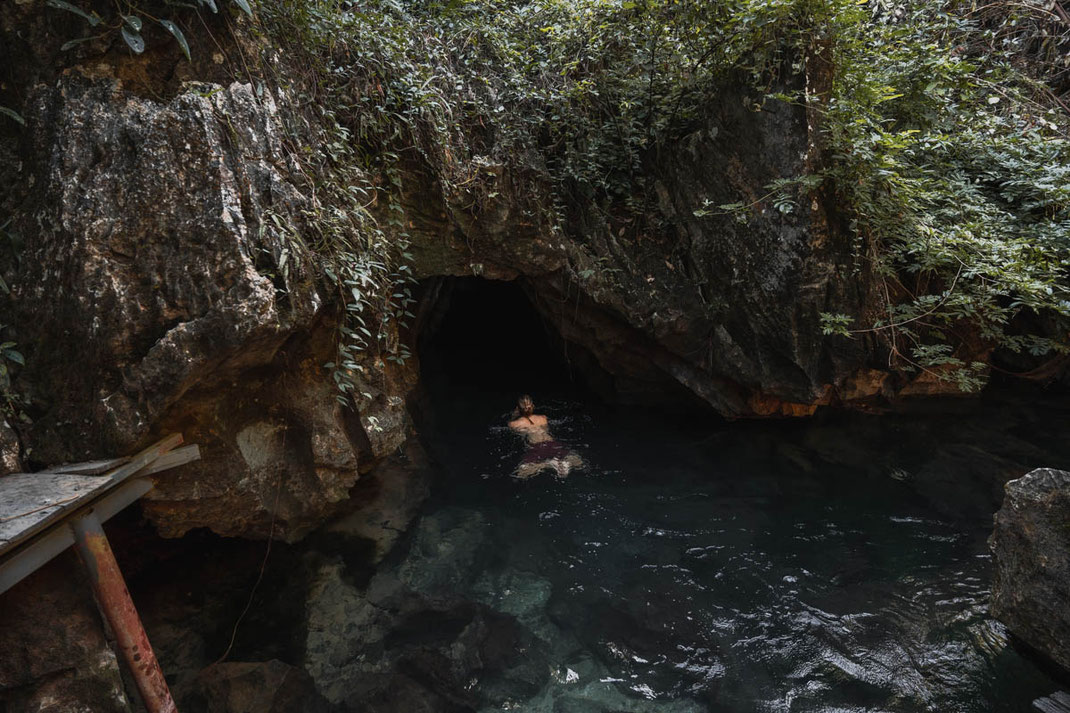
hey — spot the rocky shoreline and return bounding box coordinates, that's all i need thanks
[990,468,1070,679]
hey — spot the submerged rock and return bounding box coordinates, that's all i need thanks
[396,507,492,598]
[990,468,1070,674]
[304,513,550,711]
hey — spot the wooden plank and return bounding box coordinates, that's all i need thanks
[51,457,130,476]
[0,478,153,596]
[2,449,188,480]
[136,445,200,477]
[0,434,182,557]
[0,472,111,544]
[1035,693,1070,713]
[0,435,200,595]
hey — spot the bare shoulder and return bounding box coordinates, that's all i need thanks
[509,414,548,430]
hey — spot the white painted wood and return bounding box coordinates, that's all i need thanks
[0,434,184,557]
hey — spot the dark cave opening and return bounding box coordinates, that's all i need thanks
[412,276,612,473]
[416,277,597,408]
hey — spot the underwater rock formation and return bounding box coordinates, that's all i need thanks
[990,467,1070,675]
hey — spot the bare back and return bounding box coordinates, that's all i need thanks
[508,413,551,444]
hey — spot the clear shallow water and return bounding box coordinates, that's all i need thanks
[412,395,1066,713]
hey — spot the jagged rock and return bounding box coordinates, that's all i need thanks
[4,70,417,540]
[324,442,433,563]
[142,349,414,542]
[398,85,878,414]
[187,660,330,713]
[0,553,129,713]
[989,468,1070,674]
[10,73,320,463]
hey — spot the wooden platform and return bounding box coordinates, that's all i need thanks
[1035,691,1070,713]
[0,434,199,594]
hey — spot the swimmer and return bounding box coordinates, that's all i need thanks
[508,394,584,478]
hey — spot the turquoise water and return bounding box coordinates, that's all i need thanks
[408,393,1068,713]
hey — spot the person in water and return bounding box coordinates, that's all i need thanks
[508,394,583,478]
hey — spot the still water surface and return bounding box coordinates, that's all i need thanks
[413,394,1065,713]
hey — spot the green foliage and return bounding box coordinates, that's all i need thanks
[253,0,1070,392]
[248,5,422,403]
[47,0,252,57]
[262,0,1068,391]
[812,0,1070,387]
[0,106,25,126]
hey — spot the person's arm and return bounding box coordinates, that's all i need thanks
[515,461,541,479]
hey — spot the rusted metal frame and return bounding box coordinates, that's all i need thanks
[71,509,178,713]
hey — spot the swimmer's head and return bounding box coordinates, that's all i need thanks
[517,394,534,416]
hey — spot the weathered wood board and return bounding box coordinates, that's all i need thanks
[51,457,129,475]
[0,434,185,558]
[0,472,114,548]
[1035,692,1070,713]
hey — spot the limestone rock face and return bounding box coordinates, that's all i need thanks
[11,74,322,463]
[989,467,1070,674]
[4,70,417,539]
[141,350,414,542]
[0,19,943,546]
[0,553,130,713]
[396,78,877,414]
[3,57,884,545]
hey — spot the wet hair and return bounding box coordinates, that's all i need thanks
[511,394,535,422]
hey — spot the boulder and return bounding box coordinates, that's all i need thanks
[324,442,433,564]
[188,660,330,713]
[5,70,417,541]
[0,553,129,713]
[989,467,1070,674]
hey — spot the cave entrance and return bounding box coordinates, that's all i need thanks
[417,277,588,408]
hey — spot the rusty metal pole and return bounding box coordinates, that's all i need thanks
[70,509,178,713]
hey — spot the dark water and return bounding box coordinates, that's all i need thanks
[411,391,1067,713]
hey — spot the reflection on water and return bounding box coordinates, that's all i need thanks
[409,394,1069,713]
